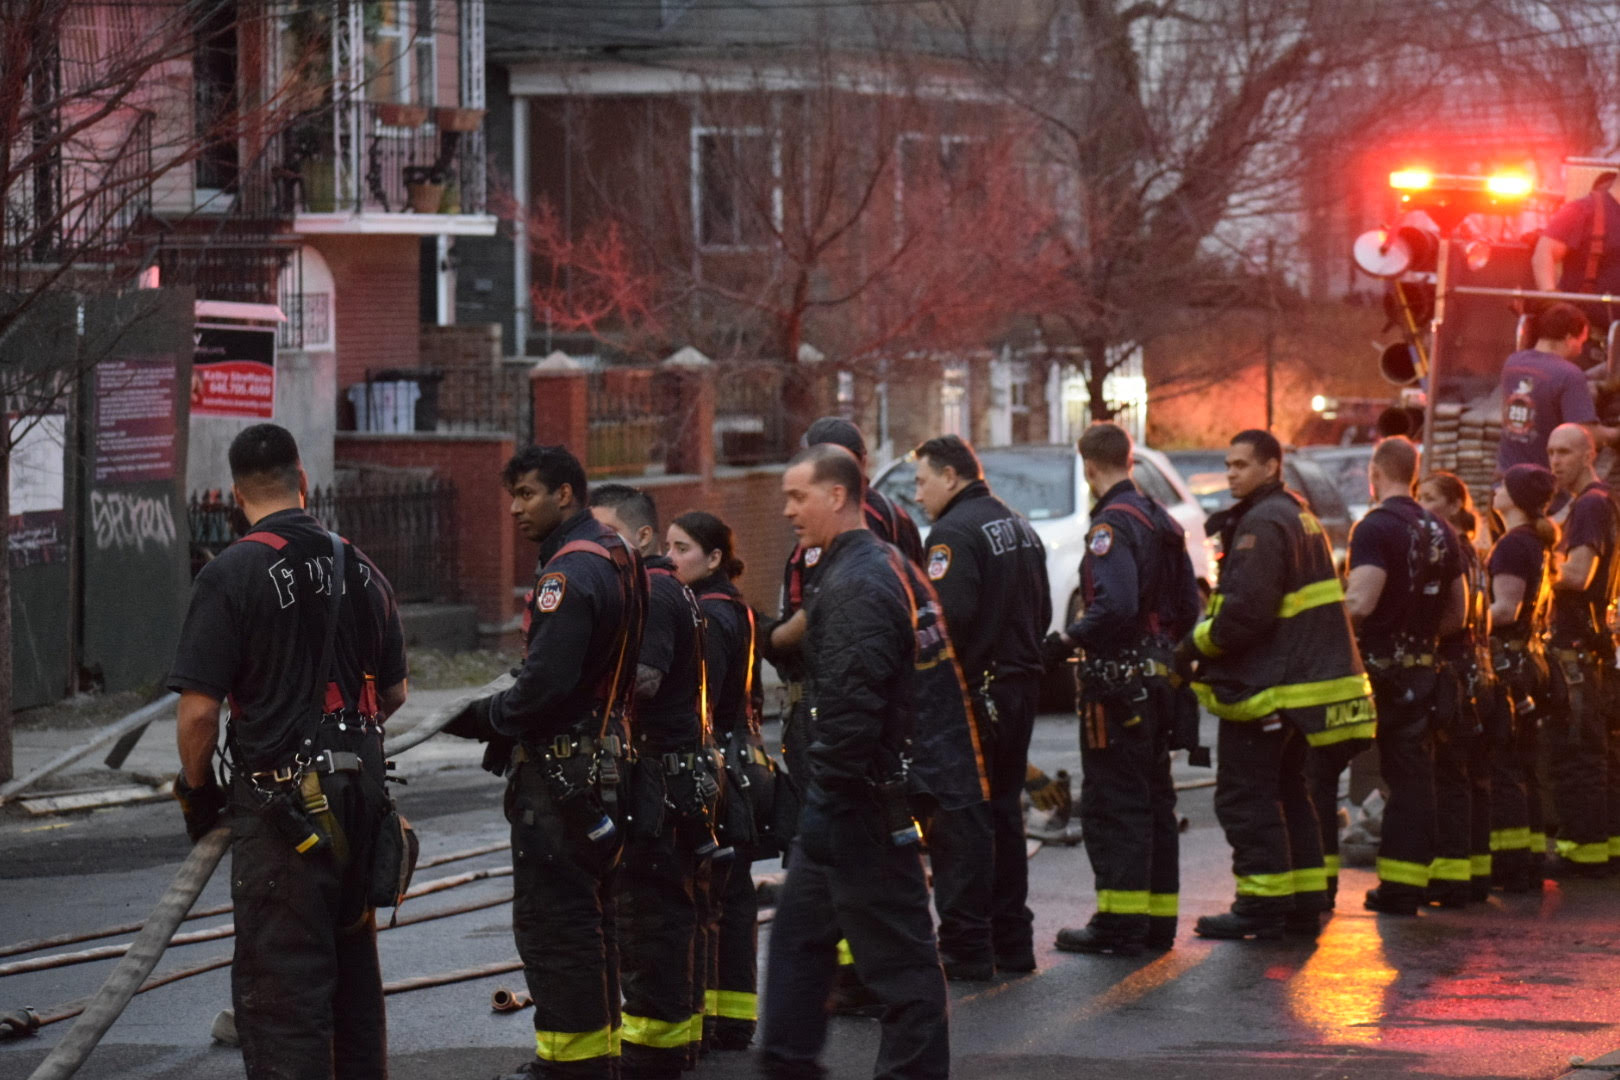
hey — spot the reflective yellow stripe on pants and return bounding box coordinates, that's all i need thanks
[1148,893,1179,917]
[1490,827,1531,852]
[1429,857,1470,883]
[536,1026,614,1063]
[1097,889,1150,915]
[715,990,758,1021]
[1557,839,1610,864]
[1470,854,1492,876]
[1292,866,1327,893]
[1235,872,1293,897]
[1323,854,1341,877]
[1376,858,1430,887]
[622,1014,690,1050]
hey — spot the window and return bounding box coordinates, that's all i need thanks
[836,370,856,418]
[194,0,240,193]
[365,1,434,105]
[1132,460,1179,509]
[692,127,779,249]
[895,133,984,240]
[940,363,969,437]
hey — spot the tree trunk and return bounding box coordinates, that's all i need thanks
[0,446,13,783]
[1084,337,1113,423]
[780,304,816,449]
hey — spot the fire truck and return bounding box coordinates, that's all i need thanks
[1351,157,1620,499]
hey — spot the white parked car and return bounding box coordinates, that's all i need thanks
[872,443,1215,635]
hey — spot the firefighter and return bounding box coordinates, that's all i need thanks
[169,424,409,1080]
[1417,471,1494,905]
[669,510,767,1051]
[761,444,950,1080]
[1544,423,1620,876]
[1180,430,1373,940]
[1484,464,1560,892]
[1336,437,1466,916]
[760,416,922,1011]
[589,485,711,1079]
[1046,423,1198,955]
[444,446,646,1080]
[911,434,1051,976]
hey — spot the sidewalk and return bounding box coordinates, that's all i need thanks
[6,686,489,799]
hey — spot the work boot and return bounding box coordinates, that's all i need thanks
[940,952,994,981]
[994,948,1037,973]
[826,981,884,1018]
[1424,882,1471,909]
[1054,924,1143,956]
[1283,910,1323,937]
[494,1062,546,1080]
[1192,912,1285,941]
[1363,887,1419,916]
[1496,871,1543,894]
[1547,856,1607,881]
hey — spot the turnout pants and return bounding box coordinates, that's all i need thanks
[230,768,387,1080]
[711,854,759,1046]
[1214,718,1325,917]
[508,758,623,1078]
[1488,685,1542,886]
[617,829,696,1078]
[929,672,1040,963]
[1370,672,1438,903]
[762,828,949,1080]
[1545,653,1609,868]
[1077,683,1179,942]
[1604,662,1620,861]
[1432,716,1480,905]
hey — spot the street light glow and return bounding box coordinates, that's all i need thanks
[1311,394,1328,412]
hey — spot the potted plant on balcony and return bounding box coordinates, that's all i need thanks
[376,102,429,128]
[434,106,485,133]
[403,164,447,214]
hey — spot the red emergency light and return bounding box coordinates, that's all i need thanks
[1387,169,1534,231]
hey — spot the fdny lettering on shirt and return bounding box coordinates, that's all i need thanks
[536,572,567,613]
[265,553,364,610]
[927,544,952,580]
[982,516,1040,556]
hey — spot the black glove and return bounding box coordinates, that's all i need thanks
[443,696,497,741]
[481,733,516,777]
[1042,632,1074,671]
[173,773,226,844]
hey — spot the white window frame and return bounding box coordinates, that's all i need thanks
[893,132,978,249]
[690,125,783,252]
[363,1,434,106]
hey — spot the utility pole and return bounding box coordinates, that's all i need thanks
[1264,239,1278,432]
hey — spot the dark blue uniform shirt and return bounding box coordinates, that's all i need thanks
[1348,495,1462,657]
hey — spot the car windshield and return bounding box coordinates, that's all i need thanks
[1304,448,1372,511]
[875,447,1077,523]
[1166,451,1233,515]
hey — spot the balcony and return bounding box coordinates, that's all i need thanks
[281,102,495,236]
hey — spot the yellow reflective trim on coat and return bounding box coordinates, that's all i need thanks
[1470,854,1492,876]
[836,939,855,966]
[1193,618,1222,658]
[1489,827,1531,852]
[1556,839,1610,864]
[536,1026,614,1062]
[1148,893,1179,917]
[1192,674,1373,722]
[1305,720,1377,747]
[622,1014,690,1050]
[1293,867,1327,893]
[1235,872,1294,897]
[715,990,758,1021]
[1376,858,1430,887]
[1097,889,1150,914]
[1323,854,1341,877]
[1276,578,1345,619]
[1429,857,1471,882]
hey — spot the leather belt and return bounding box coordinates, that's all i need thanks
[250,749,360,785]
[512,733,625,765]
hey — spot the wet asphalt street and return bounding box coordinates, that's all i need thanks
[3,712,1620,1080]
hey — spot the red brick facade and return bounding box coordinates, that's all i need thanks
[336,432,516,634]
[313,235,422,400]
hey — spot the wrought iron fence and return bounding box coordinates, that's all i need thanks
[587,368,666,475]
[279,102,487,216]
[435,362,532,443]
[188,478,459,604]
[714,362,791,466]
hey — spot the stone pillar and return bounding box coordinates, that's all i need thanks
[530,351,589,465]
[661,347,714,481]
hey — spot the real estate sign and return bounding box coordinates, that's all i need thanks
[192,324,276,417]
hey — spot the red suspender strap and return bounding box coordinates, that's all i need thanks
[1585,193,1608,292]
[553,539,614,562]
[239,531,290,550]
[1099,502,1163,635]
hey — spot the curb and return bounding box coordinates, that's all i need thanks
[1559,1050,1620,1079]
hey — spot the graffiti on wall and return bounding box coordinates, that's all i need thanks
[90,490,176,554]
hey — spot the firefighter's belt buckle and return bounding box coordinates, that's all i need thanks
[662,752,684,775]
[551,735,575,759]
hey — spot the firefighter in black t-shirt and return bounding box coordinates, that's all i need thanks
[1340,437,1466,916]
[1544,424,1620,877]
[911,434,1051,975]
[169,424,409,1080]
[446,446,647,1080]
[1485,465,1560,891]
[1046,424,1199,955]
[591,485,713,1078]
